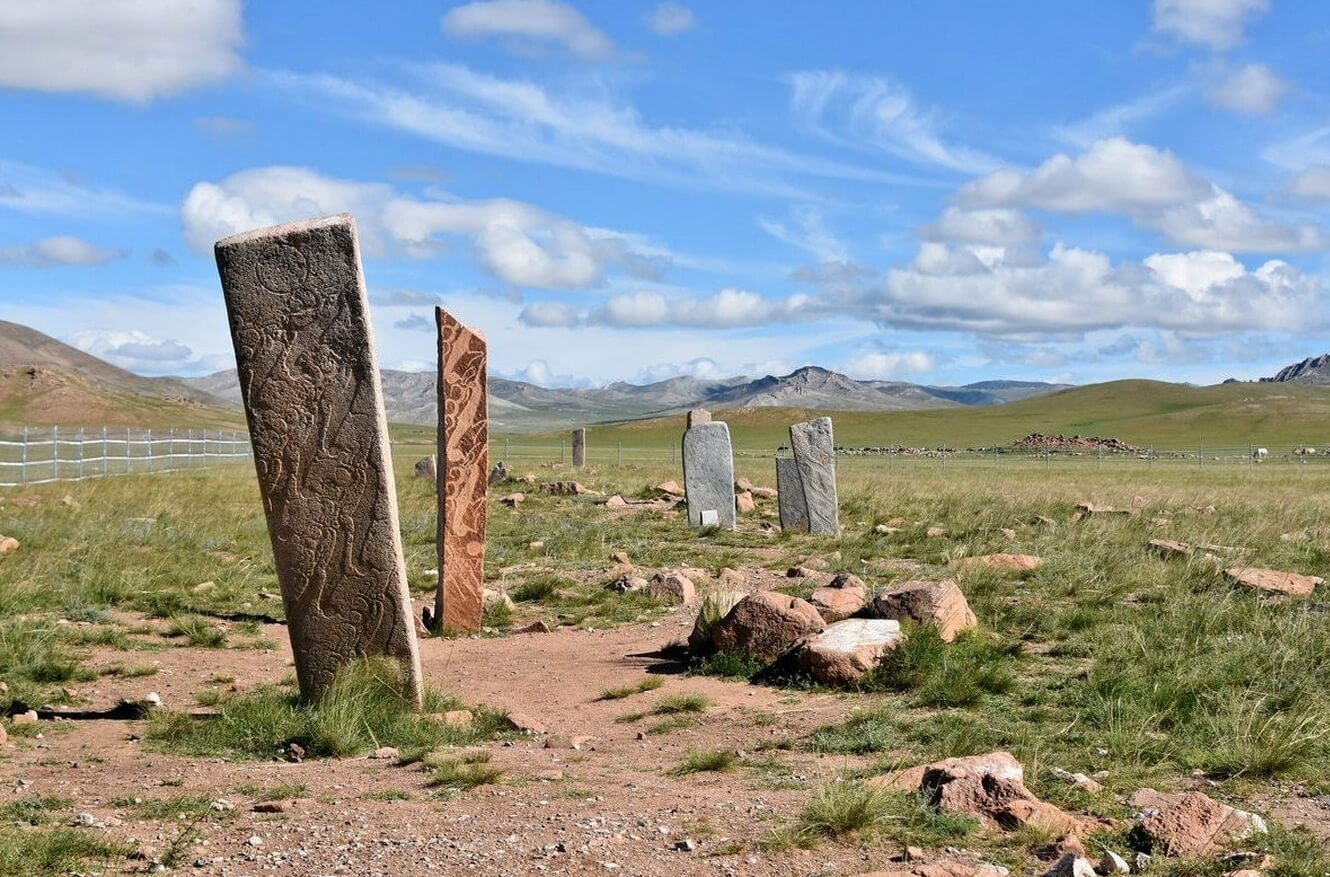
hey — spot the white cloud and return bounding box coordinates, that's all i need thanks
[66,328,217,374]
[1288,165,1330,200]
[960,138,1325,253]
[647,3,695,36]
[181,166,663,289]
[0,158,166,217]
[921,207,1040,245]
[0,235,123,267]
[1206,63,1287,114]
[518,288,811,329]
[840,350,936,379]
[758,207,849,262]
[517,300,581,327]
[441,0,616,60]
[865,242,1321,336]
[1052,87,1191,148]
[0,0,243,102]
[1153,0,1269,50]
[268,66,918,197]
[787,70,999,173]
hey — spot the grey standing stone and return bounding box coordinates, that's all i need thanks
[414,455,437,480]
[789,416,839,535]
[682,421,736,530]
[776,457,809,532]
[687,408,711,428]
[571,428,586,468]
[215,214,423,705]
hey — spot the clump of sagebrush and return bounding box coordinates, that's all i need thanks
[670,748,738,776]
[767,781,975,850]
[146,657,510,760]
[426,751,505,791]
[689,650,765,681]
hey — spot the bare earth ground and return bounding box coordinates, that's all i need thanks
[6,614,905,877]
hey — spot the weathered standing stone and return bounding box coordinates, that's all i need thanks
[682,421,736,529]
[215,214,422,704]
[434,307,488,634]
[414,455,437,479]
[789,417,839,535]
[686,408,711,428]
[776,457,809,532]
[571,428,586,468]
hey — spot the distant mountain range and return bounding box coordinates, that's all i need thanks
[185,365,1071,432]
[1262,354,1330,385]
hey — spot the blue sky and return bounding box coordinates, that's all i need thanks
[3,0,1330,388]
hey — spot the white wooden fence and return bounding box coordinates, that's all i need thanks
[0,426,251,487]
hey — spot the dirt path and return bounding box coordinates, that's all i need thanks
[0,615,929,877]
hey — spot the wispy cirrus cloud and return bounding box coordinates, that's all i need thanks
[787,70,1000,174]
[0,158,168,217]
[441,0,618,61]
[264,65,931,197]
[1152,0,1269,50]
[0,235,124,267]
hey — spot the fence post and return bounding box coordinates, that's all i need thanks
[560,439,565,464]
[505,435,510,462]
[101,426,108,475]
[19,426,27,484]
[77,427,84,479]
[202,428,208,467]
[1198,443,1202,468]
[617,440,622,466]
[52,424,59,480]
[147,427,154,471]
[187,428,193,468]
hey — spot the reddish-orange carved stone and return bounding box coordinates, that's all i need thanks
[435,308,488,633]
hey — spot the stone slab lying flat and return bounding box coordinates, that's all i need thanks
[215,213,422,703]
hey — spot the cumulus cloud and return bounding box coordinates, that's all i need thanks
[864,242,1322,336]
[647,3,695,36]
[1206,64,1287,114]
[0,0,243,102]
[920,207,1040,245]
[788,70,999,173]
[67,329,214,374]
[518,300,581,328]
[1153,0,1269,50]
[0,235,124,267]
[960,137,1325,252]
[180,166,661,289]
[840,350,936,379]
[441,0,616,60]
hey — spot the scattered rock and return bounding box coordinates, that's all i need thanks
[798,619,903,685]
[246,835,265,848]
[1223,566,1323,597]
[654,480,683,496]
[487,462,509,485]
[1149,539,1193,559]
[999,527,1017,540]
[610,550,632,566]
[809,573,869,622]
[648,572,696,605]
[688,590,746,655]
[918,751,1097,837]
[607,575,649,593]
[1075,502,1130,517]
[872,580,977,641]
[507,711,548,734]
[718,568,745,587]
[873,524,895,535]
[750,487,777,500]
[1097,850,1130,874]
[1043,855,1095,877]
[0,536,18,555]
[605,495,629,509]
[786,566,816,578]
[1129,788,1267,857]
[414,456,436,479]
[443,709,473,729]
[1050,767,1102,794]
[371,746,399,760]
[735,477,755,491]
[252,799,304,814]
[710,591,826,661]
[284,742,305,763]
[534,769,564,782]
[514,620,552,634]
[540,481,587,495]
[735,491,755,514]
[528,541,545,551]
[672,838,698,852]
[482,587,515,613]
[960,553,1042,574]
[10,710,38,725]
[926,526,947,538]
[500,493,525,507]
[0,724,7,745]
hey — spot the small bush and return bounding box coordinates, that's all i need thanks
[165,615,227,649]
[670,749,738,776]
[427,752,505,790]
[652,693,710,715]
[598,676,665,701]
[690,650,765,680]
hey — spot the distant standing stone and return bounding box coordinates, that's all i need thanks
[571,428,586,468]
[789,416,839,535]
[214,214,422,704]
[682,421,736,530]
[487,461,509,485]
[686,408,711,428]
[414,455,437,480]
[435,307,488,634]
[775,458,809,533]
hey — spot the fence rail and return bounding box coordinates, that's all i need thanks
[0,426,251,487]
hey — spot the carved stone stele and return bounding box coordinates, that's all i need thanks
[434,307,488,633]
[215,214,422,704]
